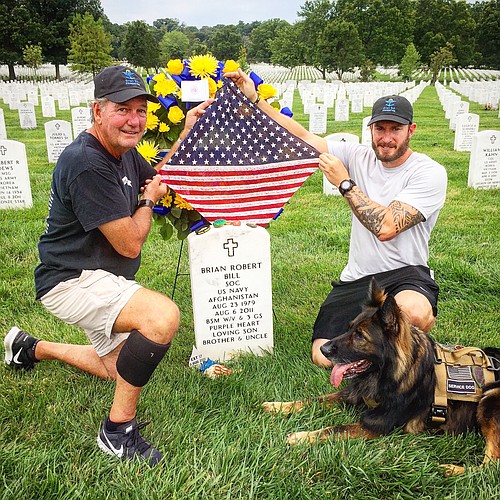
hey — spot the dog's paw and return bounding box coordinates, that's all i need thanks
[261,401,304,414]
[439,464,466,476]
[287,431,320,445]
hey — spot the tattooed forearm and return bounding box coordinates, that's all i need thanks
[346,190,388,236]
[389,200,425,234]
[344,189,424,239]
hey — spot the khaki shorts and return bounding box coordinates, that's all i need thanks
[40,269,142,357]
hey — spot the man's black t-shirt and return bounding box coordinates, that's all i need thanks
[34,131,156,299]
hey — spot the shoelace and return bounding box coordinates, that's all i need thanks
[124,421,152,455]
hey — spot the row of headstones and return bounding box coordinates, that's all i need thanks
[0,107,91,161]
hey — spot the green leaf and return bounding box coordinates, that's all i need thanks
[159,221,174,240]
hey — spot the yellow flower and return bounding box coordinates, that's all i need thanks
[222,60,239,73]
[148,101,161,113]
[160,190,173,207]
[136,140,160,165]
[159,122,170,133]
[145,113,160,130]
[168,106,185,124]
[155,78,179,97]
[257,83,277,100]
[174,195,194,210]
[167,59,184,75]
[208,77,218,98]
[189,54,218,79]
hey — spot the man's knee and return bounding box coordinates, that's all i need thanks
[311,339,333,368]
[395,290,435,333]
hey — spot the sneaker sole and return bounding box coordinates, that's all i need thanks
[4,326,21,365]
[96,434,121,459]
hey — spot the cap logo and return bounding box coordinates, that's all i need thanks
[381,98,397,113]
[122,70,141,87]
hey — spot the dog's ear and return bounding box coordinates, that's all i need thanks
[368,277,387,308]
[379,294,401,336]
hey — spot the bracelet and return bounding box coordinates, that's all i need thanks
[253,95,261,105]
[137,198,155,210]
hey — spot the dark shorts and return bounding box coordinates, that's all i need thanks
[312,265,439,341]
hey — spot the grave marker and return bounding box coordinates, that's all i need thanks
[308,104,327,134]
[18,102,37,129]
[45,120,72,163]
[0,140,32,209]
[0,109,7,140]
[71,106,91,137]
[188,224,273,361]
[468,130,500,189]
[323,133,360,195]
[454,113,479,152]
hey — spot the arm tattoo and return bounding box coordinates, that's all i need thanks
[345,190,424,237]
[389,200,425,234]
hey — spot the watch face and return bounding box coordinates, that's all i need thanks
[340,180,351,190]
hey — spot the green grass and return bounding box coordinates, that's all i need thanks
[1,85,499,499]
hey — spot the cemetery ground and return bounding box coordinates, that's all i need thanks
[1,85,499,499]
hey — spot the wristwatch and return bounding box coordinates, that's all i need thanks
[338,179,356,196]
[137,198,155,210]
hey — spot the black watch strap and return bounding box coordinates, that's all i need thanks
[338,179,356,196]
[137,198,155,210]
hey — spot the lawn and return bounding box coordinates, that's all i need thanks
[0,82,499,499]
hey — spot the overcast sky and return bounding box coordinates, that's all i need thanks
[100,0,305,28]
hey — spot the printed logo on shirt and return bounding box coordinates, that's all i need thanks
[122,176,132,187]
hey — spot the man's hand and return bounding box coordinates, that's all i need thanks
[182,98,215,138]
[224,69,258,102]
[318,153,349,188]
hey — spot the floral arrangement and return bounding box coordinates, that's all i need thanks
[136,54,281,240]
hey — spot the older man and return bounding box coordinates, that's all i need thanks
[4,66,210,465]
[227,70,447,367]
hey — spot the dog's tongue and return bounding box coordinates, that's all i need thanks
[330,363,351,387]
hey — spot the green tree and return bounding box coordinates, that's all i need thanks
[122,20,160,70]
[27,0,104,79]
[317,19,364,80]
[0,0,38,80]
[335,0,415,67]
[208,25,243,60]
[248,19,289,63]
[399,43,421,81]
[360,59,376,82]
[429,43,457,84]
[23,44,43,77]
[67,13,113,77]
[159,30,191,64]
[269,22,305,69]
[414,0,476,66]
[473,0,500,68]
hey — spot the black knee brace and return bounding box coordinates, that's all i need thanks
[116,329,171,387]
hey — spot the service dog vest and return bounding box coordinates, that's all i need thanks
[430,343,497,424]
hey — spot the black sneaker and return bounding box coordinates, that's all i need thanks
[97,418,163,466]
[4,327,39,370]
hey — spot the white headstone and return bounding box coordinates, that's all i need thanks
[450,100,470,131]
[71,106,91,137]
[323,133,360,195]
[308,104,327,134]
[18,102,37,129]
[188,224,274,361]
[361,116,372,146]
[41,95,56,117]
[45,120,73,163]
[454,113,479,152]
[468,130,500,189]
[0,109,7,140]
[350,95,364,113]
[0,140,32,209]
[334,98,349,121]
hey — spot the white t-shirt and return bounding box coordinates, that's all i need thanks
[327,141,447,282]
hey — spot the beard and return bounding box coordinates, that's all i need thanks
[372,134,411,164]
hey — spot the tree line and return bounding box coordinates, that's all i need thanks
[1,0,498,81]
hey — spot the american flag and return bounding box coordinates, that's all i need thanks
[159,79,319,226]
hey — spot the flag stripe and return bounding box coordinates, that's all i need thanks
[159,79,320,225]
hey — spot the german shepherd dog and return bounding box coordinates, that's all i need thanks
[263,279,500,475]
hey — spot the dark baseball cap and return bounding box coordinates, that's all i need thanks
[368,95,413,126]
[94,65,159,103]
